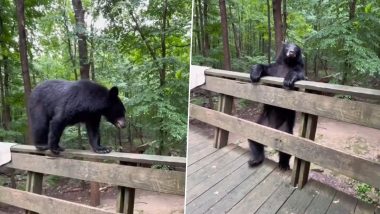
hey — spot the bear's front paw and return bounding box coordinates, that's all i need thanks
[94,146,112,154]
[50,146,64,155]
[283,79,295,90]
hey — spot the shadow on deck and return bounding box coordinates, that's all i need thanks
[186,125,378,214]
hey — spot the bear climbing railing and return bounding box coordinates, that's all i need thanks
[190,66,380,189]
[0,145,186,214]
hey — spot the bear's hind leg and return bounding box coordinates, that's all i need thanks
[248,140,264,167]
[30,106,49,151]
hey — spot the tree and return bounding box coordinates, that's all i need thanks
[272,0,283,56]
[219,0,231,70]
[72,0,90,79]
[15,0,32,144]
[267,0,272,63]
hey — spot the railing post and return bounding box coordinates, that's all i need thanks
[214,94,233,148]
[291,110,318,188]
[25,171,43,214]
[116,162,135,214]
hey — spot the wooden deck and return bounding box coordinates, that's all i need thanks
[186,126,379,214]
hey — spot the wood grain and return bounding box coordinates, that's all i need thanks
[0,186,114,214]
[204,68,380,99]
[11,144,185,167]
[202,76,380,130]
[5,153,185,195]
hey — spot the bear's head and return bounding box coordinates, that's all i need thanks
[104,86,126,129]
[277,43,303,67]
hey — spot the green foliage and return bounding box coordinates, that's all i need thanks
[0,0,190,157]
[192,0,380,86]
[356,183,380,204]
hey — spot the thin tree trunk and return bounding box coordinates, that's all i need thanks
[272,0,283,56]
[219,0,231,70]
[2,57,11,130]
[198,0,205,56]
[72,0,90,79]
[203,0,210,56]
[62,6,78,80]
[349,0,356,20]
[194,0,201,54]
[15,0,32,144]
[283,0,287,38]
[266,0,272,63]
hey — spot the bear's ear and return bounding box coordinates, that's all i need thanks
[109,86,119,97]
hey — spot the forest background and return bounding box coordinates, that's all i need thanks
[0,0,192,157]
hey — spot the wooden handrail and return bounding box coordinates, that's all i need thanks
[204,68,380,100]
[11,144,186,167]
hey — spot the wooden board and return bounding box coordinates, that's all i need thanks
[0,186,114,214]
[187,144,217,165]
[11,144,186,167]
[255,182,295,214]
[304,180,337,214]
[277,181,318,214]
[5,153,185,195]
[190,104,380,189]
[354,200,376,214]
[226,170,290,213]
[204,68,380,100]
[187,144,237,175]
[186,151,249,203]
[187,160,276,214]
[201,76,380,129]
[326,191,358,214]
[186,146,246,190]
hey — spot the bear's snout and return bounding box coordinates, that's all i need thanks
[115,118,126,129]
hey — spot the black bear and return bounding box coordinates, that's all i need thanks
[249,43,305,170]
[28,80,126,155]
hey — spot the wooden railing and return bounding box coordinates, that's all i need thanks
[0,144,186,214]
[190,66,380,189]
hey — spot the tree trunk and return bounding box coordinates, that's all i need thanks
[15,0,32,144]
[72,0,90,79]
[194,1,201,54]
[267,0,272,63]
[349,0,356,20]
[272,0,283,56]
[219,0,231,70]
[283,0,287,38]
[203,0,210,56]
[198,0,205,56]
[2,57,11,130]
[62,6,78,80]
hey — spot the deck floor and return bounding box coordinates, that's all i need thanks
[186,125,379,214]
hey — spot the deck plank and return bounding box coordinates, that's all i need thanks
[277,180,323,214]
[186,151,249,203]
[304,180,337,214]
[255,182,295,214]
[188,144,237,174]
[326,191,358,214]
[187,147,246,190]
[187,160,276,214]
[185,128,376,214]
[188,144,217,165]
[218,169,289,214]
[355,200,376,214]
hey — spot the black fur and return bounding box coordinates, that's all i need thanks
[28,80,126,155]
[248,43,305,170]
